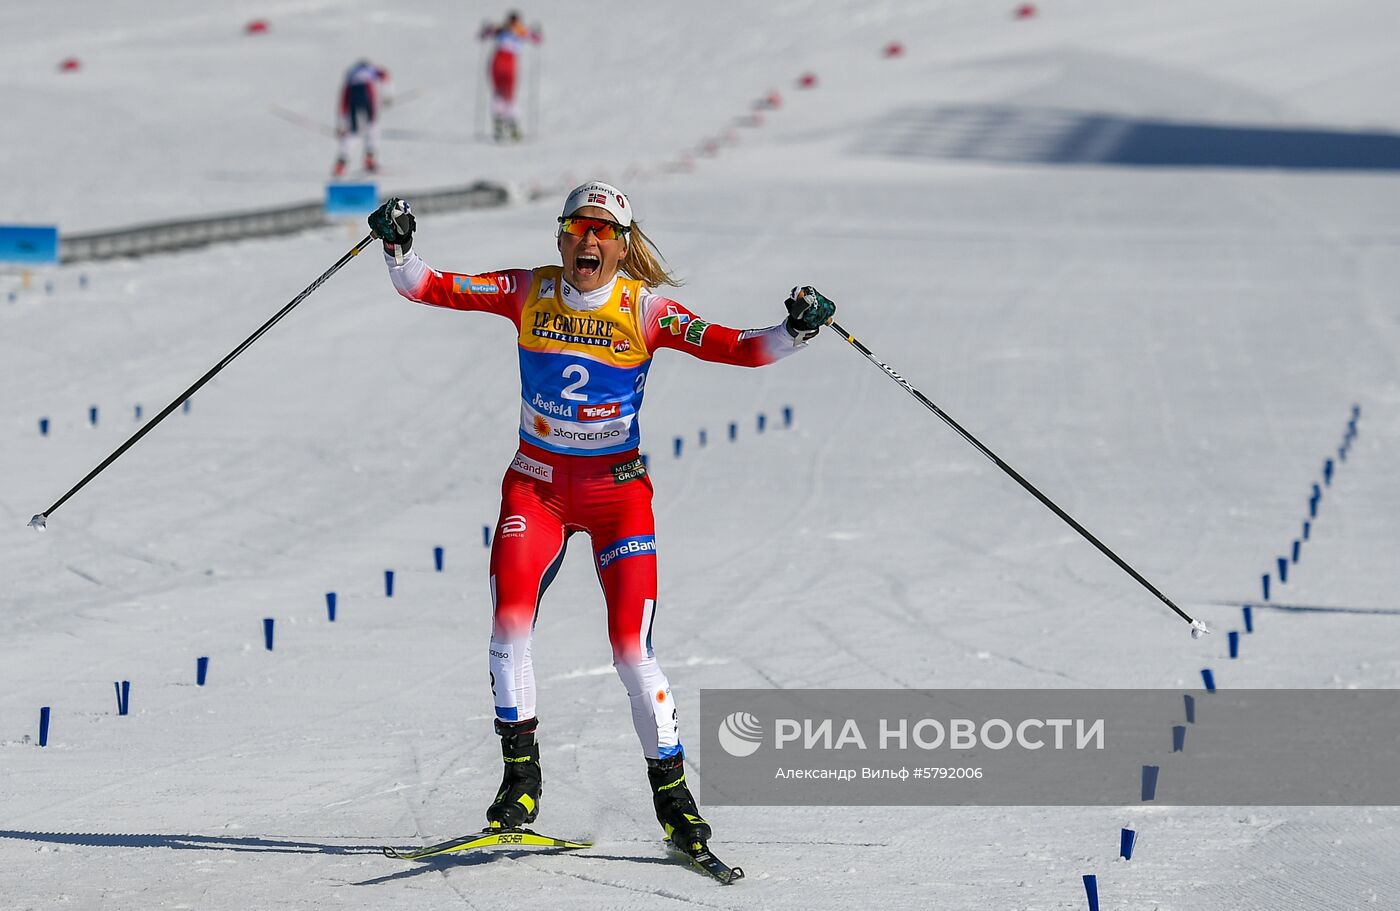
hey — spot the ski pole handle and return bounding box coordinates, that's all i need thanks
[389,201,413,265]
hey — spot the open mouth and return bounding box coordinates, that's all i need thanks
[574,254,601,278]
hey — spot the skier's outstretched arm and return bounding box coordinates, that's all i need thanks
[368,198,528,324]
[641,286,836,367]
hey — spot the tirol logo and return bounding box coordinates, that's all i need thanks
[578,401,621,422]
[718,712,764,758]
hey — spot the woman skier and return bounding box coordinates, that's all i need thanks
[366,183,836,860]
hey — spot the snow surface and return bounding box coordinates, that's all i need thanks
[5,0,1400,908]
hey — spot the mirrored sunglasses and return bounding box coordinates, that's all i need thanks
[557,215,630,241]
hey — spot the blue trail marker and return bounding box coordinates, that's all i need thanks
[757,413,766,433]
[324,182,379,217]
[1184,693,1196,724]
[88,406,98,426]
[1141,765,1160,801]
[182,399,192,414]
[483,525,492,547]
[39,707,51,747]
[1228,631,1240,659]
[114,680,130,716]
[263,618,275,651]
[1083,874,1100,911]
[1261,573,1270,601]
[1201,669,1216,692]
[1172,725,1186,752]
[673,436,683,457]
[1277,557,1288,584]
[698,429,707,447]
[197,656,209,685]
[326,592,337,622]
[434,546,444,572]
[1302,520,1310,541]
[1308,494,1318,519]
[134,404,143,421]
[1323,458,1334,485]
[1292,539,1301,564]
[0,224,59,264]
[39,418,49,436]
[1119,828,1136,860]
[384,570,395,598]
[1243,605,1253,633]
[783,405,793,427]
[728,421,737,441]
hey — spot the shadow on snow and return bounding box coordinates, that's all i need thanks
[0,830,383,855]
[857,105,1400,171]
[0,830,677,886]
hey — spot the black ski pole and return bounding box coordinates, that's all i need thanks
[826,314,1209,638]
[29,233,379,532]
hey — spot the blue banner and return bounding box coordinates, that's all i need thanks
[324,183,378,217]
[0,225,59,264]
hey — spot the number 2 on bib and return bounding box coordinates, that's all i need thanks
[561,364,590,401]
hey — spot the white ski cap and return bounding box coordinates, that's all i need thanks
[561,181,632,227]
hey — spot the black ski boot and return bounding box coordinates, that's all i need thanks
[647,753,712,851]
[486,718,542,829]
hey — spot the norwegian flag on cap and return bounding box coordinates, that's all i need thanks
[562,180,632,227]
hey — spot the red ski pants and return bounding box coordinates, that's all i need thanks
[490,51,518,102]
[487,440,681,760]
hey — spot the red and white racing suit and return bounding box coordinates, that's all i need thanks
[387,251,807,759]
[478,21,540,122]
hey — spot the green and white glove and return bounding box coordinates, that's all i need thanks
[784,286,836,340]
[367,197,416,257]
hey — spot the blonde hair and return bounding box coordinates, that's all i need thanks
[621,222,682,289]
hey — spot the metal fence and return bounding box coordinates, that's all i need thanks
[59,181,510,264]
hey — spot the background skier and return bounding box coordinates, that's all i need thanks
[478,11,542,141]
[334,59,392,176]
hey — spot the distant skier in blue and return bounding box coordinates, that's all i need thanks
[334,60,392,177]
